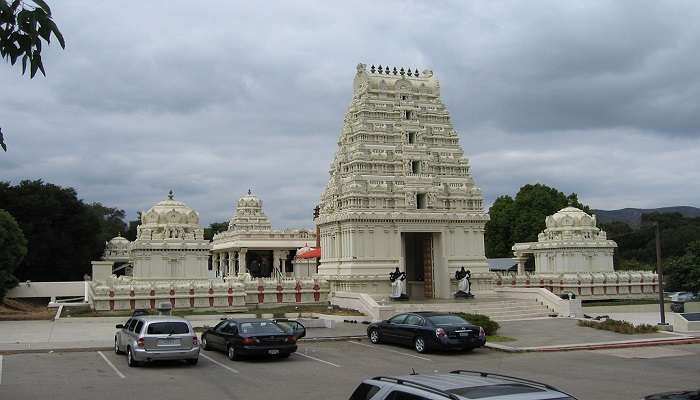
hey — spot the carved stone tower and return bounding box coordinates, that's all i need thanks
[315,64,489,299]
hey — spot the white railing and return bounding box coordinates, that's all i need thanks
[331,291,394,322]
[494,287,582,317]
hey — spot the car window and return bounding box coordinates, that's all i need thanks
[127,319,138,332]
[223,322,238,334]
[214,320,228,331]
[349,383,381,400]
[239,321,285,335]
[427,315,469,326]
[123,318,132,330]
[388,314,408,324]
[385,390,430,400]
[404,315,423,326]
[134,320,144,334]
[146,322,190,335]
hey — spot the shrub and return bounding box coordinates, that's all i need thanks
[454,313,500,336]
[577,318,658,334]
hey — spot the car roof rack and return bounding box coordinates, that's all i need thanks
[449,370,573,396]
[372,376,460,400]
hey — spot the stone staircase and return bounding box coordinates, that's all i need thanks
[387,297,553,322]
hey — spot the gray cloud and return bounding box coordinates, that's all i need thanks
[1,0,699,229]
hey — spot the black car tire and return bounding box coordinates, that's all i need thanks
[187,358,198,365]
[201,335,209,350]
[127,348,140,367]
[114,338,123,355]
[369,328,381,344]
[227,344,239,361]
[414,336,428,353]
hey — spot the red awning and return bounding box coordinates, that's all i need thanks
[296,247,321,259]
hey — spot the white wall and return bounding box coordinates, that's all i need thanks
[7,281,86,299]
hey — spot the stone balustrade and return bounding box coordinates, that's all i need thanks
[90,276,329,311]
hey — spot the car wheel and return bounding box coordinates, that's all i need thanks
[227,344,239,361]
[127,348,140,367]
[187,358,198,365]
[414,336,427,353]
[114,338,123,355]
[369,329,381,344]
[201,335,209,350]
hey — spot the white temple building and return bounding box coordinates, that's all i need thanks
[511,207,617,274]
[130,191,211,280]
[211,190,316,279]
[315,64,489,300]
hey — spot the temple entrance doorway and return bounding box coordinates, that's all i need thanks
[403,232,434,300]
[247,250,273,278]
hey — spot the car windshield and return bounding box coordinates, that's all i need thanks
[146,322,189,335]
[239,321,286,335]
[427,315,469,325]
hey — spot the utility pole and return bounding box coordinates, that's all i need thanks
[656,222,667,325]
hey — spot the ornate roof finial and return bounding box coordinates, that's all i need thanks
[370,64,375,73]
[168,190,174,200]
[378,65,383,73]
[400,67,405,76]
[248,188,252,195]
[414,68,419,77]
[407,69,413,77]
[393,67,398,75]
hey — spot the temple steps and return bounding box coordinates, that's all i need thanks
[389,298,553,322]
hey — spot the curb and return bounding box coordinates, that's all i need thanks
[485,337,700,353]
[0,336,367,355]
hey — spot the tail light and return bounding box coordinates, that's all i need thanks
[479,327,485,338]
[137,338,145,348]
[192,336,198,346]
[435,328,447,338]
[241,337,258,345]
[287,336,297,343]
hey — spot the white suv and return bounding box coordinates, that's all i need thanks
[349,371,576,400]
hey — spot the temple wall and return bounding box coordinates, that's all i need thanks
[90,277,329,311]
[131,251,209,280]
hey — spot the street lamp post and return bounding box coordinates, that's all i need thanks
[655,222,667,326]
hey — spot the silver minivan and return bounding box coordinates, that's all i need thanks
[114,315,200,367]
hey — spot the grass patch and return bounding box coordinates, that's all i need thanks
[577,318,659,334]
[453,313,500,336]
[486,335,515,342]
[583,299,662,307]
[0,298,54,321]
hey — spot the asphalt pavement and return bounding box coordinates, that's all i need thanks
[1,341,698,400]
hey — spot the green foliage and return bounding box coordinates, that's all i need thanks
[0,180,120,282]
[87,202,128,245]
[204,221,229,240]
[485,183,589,258]
[664,241,700,293]
[454,312,500,336]
[0,0,64,78]
[0,209,28,300]
[577,318,658,334]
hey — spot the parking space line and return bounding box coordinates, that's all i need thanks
[0,355,3,385]
[294,352,341,367]
[97,351,125,379]
[347,341,432,361]
[200,353,239,374]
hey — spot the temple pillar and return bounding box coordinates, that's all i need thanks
[239,248,248,275]
[513,255,528,275]
[227,251,233,276]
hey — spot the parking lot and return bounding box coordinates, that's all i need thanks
[1,341,699,400]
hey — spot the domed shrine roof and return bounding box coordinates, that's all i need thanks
[103,234,130,261]
[141,190,200,226]
[545,206,596,230]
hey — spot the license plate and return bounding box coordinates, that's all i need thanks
[459,332,471,337]
[158,339,180,346]
[268,349,280,355]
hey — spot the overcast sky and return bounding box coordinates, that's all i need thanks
[2,1,699,228]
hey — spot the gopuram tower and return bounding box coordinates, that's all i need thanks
[315,64,489,300]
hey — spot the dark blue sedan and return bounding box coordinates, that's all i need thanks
[366,312,485,353]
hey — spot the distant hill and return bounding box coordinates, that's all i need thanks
[594,206,700,227]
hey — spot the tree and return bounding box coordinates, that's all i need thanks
[0,209,28,300]
[0,180,104,281]
[485,183,590,258]
[125,212,142,241]
[204,221,229,240]
[87,202,128,256]
[1,0,65,152]
[664,241,700,293]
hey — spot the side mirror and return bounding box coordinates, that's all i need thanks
[115,324,124,329]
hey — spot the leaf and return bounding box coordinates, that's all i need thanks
[0,127,6,152]
[10,0,20,12]
[0,1,10,13]
[30,54,37,78]
[49,19,64,48]
[38,20,51,43]
[35,50,45,76]
[21,53,27,74]
[30,0,51,16]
